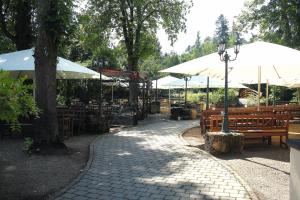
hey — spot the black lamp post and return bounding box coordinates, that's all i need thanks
[93,58,108,121]
[184,76,191,105]
[218,34,241,133]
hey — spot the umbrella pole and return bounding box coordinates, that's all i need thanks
[99,69,103,121]
[257,66,261,111]
[168,87,171,106]
[206,76,209,110]
[266,80,269,106]
[111,82,114,103]
[273,85,276,106]
[185,77,188,105]
[155,79,158,102]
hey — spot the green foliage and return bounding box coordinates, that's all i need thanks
[210,88,239,108]
[0,33,16,53]
[161,52,181,69]
[186,91,206,103]
[0,71,39,131]
[236,0,300,48]
[244,94,266,107]
[0,0,34,50]
[139,56,161,80]
[215,14,229,44]
[23,137,34,154]
[38,0,73,46]
[87,0,192,71]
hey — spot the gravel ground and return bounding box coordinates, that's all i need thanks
[183,127,290,200]
[0,134,97,200]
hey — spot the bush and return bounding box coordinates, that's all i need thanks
[186,91,206,103]
[23,137,34,154]
[244,94,266,107]
[210,88,239,108]
[0,71,39,131]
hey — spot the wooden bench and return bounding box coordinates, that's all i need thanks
[200,109,274,134]
[209,114,289,147]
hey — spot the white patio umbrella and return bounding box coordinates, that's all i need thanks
[163,75,247,107]
[160,41,300,84]
[161,41,300,107]
[152,75,182,104]
[0,49,108,79]
[165,75,247,89]
[152,75,182,89]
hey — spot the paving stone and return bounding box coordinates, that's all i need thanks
[54,117,254,200]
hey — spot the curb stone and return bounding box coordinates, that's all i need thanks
[179,127,260,200]
[49,134,101,200]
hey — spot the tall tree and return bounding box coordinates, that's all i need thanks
[215,14,230,45]
[34,0,73,145]
[0,0,34,50]
[236,0,300,48]
[88,0,191,109]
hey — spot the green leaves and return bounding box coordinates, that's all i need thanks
[0,71,39,132]
[210,88,239,108]
[215,14,229,45]
[38,0,73,46]
[87,0,191,71]
[236,0,300,48]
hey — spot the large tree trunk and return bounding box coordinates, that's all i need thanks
[34,0,60,145]
[128,56,139,102]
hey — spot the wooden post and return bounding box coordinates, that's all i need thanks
[257,66,261,111]
[206,76,210,110]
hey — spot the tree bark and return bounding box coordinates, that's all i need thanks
[128,55,139,113]
[34,0,60,145]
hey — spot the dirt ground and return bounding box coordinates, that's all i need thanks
[182,126,300,200]
[0,134,97,200]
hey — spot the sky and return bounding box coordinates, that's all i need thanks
[157,0,248,54]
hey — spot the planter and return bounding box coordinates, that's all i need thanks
[150,101,160,114]
[205,132,244,155]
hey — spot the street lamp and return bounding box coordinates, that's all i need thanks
[93,58,108,121]
[184,76,191,105]
[218,33,241,133]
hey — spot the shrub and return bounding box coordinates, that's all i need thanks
[244,94,266,107]
[186,91,206,103]
[210,88,239,108]
[0,71,39,131]
[23,137,34,154]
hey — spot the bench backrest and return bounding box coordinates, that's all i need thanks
[209,114,289,132]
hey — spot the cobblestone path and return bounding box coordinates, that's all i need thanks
[56,116,253,200]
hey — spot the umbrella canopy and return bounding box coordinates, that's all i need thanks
[164,75,247,89]
[279,78,300,88]
[160,41,300,84]
[0,49,108,79]
[152,75,182,89]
